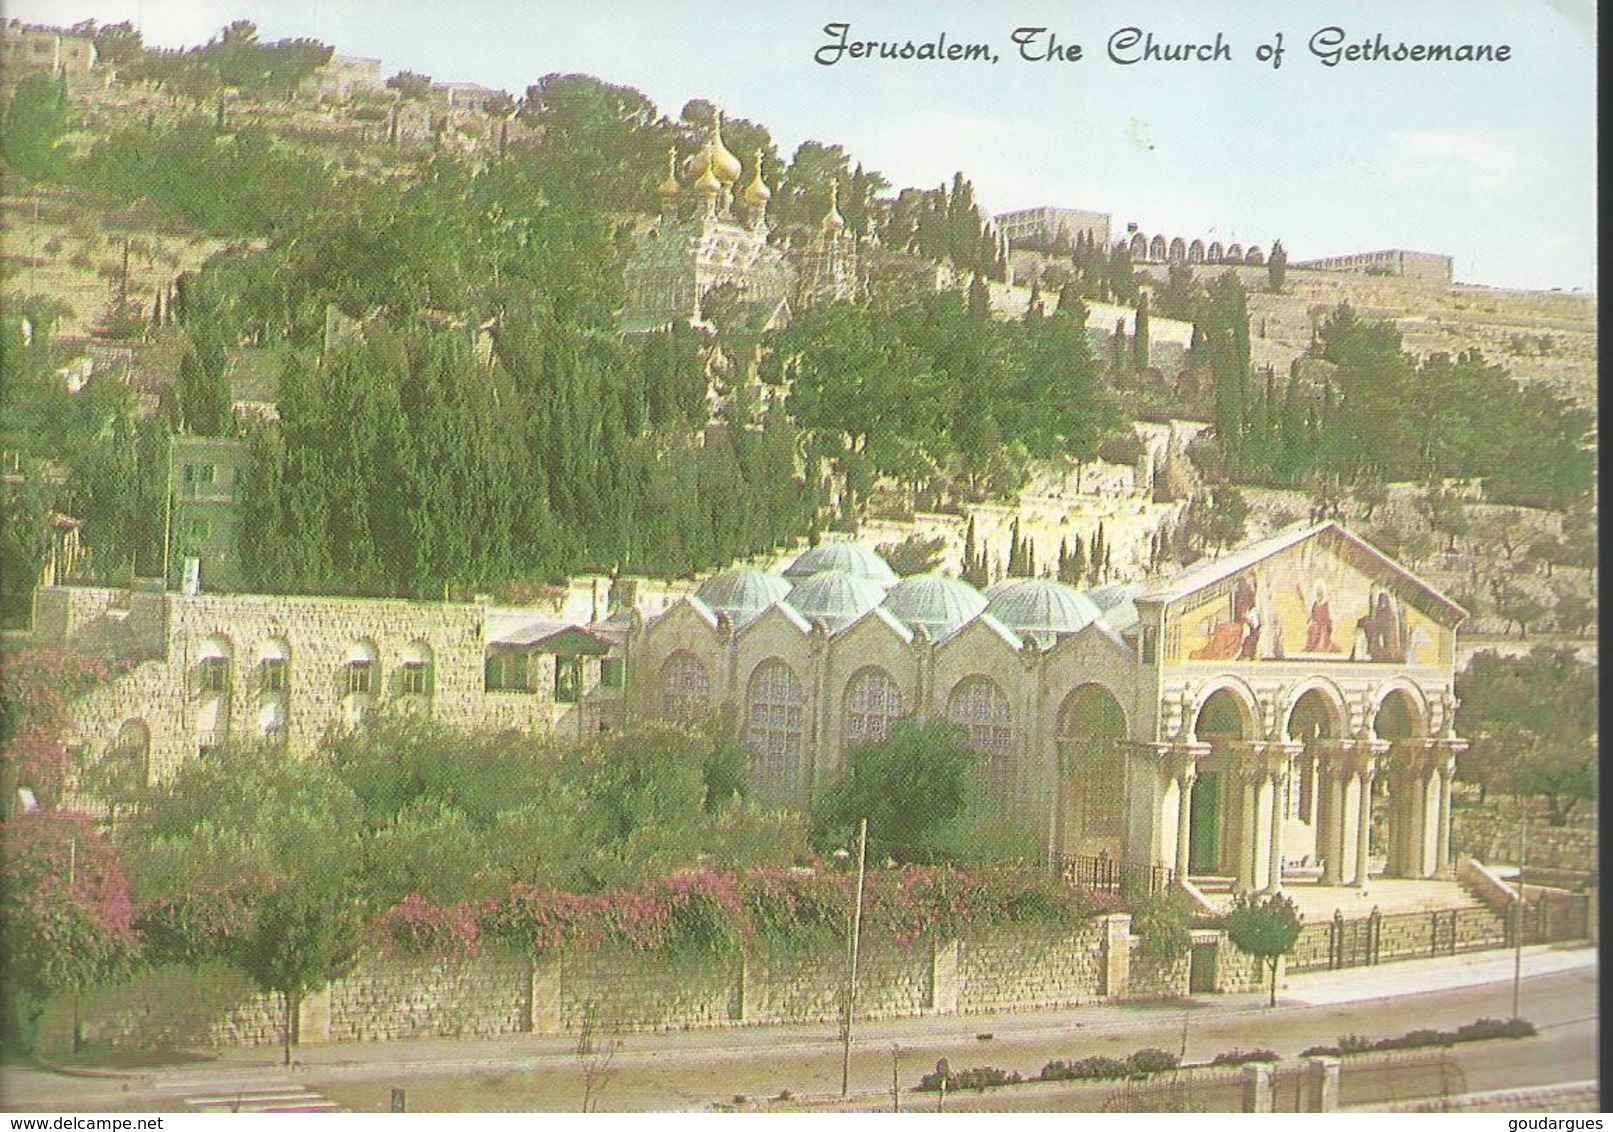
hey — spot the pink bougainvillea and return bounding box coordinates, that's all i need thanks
[0,809,141,998]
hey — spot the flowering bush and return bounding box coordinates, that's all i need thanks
[135,881,264,964]
[374,894,485,958]
[0,810,140,1005]
[482,862,1104,958]
[1,647,115,804]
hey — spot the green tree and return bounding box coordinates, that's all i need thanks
[812,720,980,863]
[233,878,364,1066]
[1456,648,1598,825]
[1132,888,1194,961]
[1,72,69,182]
[1266,239,1288,291]
[1225,892,1302,1006]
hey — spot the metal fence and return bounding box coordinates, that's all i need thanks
[1289,889,1590,974]
[1056,853,1174,896]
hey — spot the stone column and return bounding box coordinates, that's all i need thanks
[1174,763,1196,879]
[1303,1056,1342,1112]
[1237,771,1259,894]
[1240,1062,1274,1112]
[1319,762,1346,885]
[1352,764,1375,888]
[1266,766,1287,894]
[1434,761,1453,878]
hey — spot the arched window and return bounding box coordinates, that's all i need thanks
[98,720,150,807]
[660,650,710,718]
[257,637,290,696]
[947,676,1013,806]
[843,667,903,749]
[399,640,433,701]
[1056,684,1128,836]
[198,635,232,696]
[343,640,380,725]
[746,660,805,803]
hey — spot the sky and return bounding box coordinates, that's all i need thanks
[12,0,1599,292]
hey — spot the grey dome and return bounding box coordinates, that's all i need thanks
[984,578,1102,636]
[882,574,988,640]
[783,543,899,586]
[695,567,792,625]
[784,569,887,631]
[1087,583,1136,611]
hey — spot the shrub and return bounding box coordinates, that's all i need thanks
[1208,1048,1279,1067]
[917,1065,1021,1092]
[1126,1047,1180,1076]
[1040,1055,1130,1082]
[1131,889,1194,961]
[1300,1019,1536,1058]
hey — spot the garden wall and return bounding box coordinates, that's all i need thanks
[1452,810,1597,879]
[46,915,1214,1053]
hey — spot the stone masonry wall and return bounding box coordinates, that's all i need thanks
[328,954,532,1043]
[954,922,1108,1014]
[41,962,285,1055]
[1127,945,1191,1000]
[45,585,606,784]
[1453,809,1597,878]
[49,921,1287,1053]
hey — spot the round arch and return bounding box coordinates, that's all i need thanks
[1056,682,1128,740]
[1191,681,1258,742]
[659,649,711,718]
[1371,683,1427,741]
[842,665,904,750]
[1281,679,1348,742]
[946,674,1014,808]
[745,658,806,804]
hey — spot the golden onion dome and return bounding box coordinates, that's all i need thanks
[709,111,742,186]
[693,148,723,197]
[742,148,771,208]
[657,147,681,197]
[820,178,846,234]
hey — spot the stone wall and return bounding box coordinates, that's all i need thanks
[328,954,533,1043]
[954,922,1108,1013]
[1453,809,1598,878]
[46,918,1190,1053]
[39,584,616,784]
[40,962,284,1053]
[1127,945,1191,1000]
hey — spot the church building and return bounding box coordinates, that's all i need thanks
[623,521,1468,895]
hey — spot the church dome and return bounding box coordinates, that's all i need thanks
[882,574,987,640]
[820,179,846,234]
[742,148,771,208]
[695,566,791,625]
[692,147,722,197]
[709,113,742,186]
[657,147,682,198]
[783,542,899,586]
[984,578,1102,636]
[784,569,886,631]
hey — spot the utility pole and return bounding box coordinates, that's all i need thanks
[1511,817,1528,1019]
[840,817,868,1098]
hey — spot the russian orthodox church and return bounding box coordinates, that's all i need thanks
[619,113,863,334]
[620,114,795,333]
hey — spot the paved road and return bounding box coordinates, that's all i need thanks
[2,945,1596,1113]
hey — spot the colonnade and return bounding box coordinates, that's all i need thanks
[1151,738,1465,894]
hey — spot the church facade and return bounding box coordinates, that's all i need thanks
[623,522,1468,894]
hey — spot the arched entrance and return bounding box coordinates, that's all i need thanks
[1055,684,1128,857]
[1188,688,1251,873]
[1285,688,1344,871]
